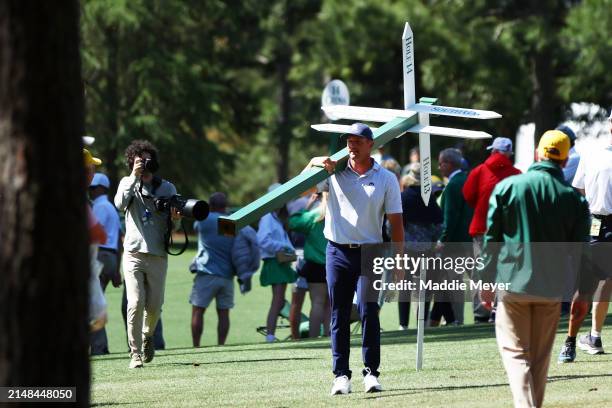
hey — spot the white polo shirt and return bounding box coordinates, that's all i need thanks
[572,145,612,215]
[323,159,402,244]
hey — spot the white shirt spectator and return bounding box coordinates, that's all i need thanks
[572,145,612,215]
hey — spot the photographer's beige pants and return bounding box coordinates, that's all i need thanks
[495,293,560,408]
[123,251,168,355]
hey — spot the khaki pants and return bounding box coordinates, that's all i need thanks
[495,292,560,408]
[123,251,168,355]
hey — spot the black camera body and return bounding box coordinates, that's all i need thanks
[154,194,209,221]
[143,157,159,173]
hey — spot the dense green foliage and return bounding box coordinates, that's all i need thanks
[81,0,612,205]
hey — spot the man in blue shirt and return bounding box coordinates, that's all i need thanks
[190,192,235,346]
[89,172,122,355]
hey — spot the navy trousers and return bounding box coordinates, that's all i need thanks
[326,242,380,379]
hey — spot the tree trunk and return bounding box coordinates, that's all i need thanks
[275,1,294,184]
[0,1,90,406]
[276,53,292,183]
[104,24,120,188]
[530,45,558,143]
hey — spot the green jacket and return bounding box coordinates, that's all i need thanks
[288,208,327,265]
[440,170,473,242]
[478,161,590,297]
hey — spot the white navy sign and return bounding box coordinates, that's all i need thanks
[402,23,415,107]
[409,103,501,120]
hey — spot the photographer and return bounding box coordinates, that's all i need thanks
[114,140,180,369]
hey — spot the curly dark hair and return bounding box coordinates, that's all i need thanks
[124,139,159,170]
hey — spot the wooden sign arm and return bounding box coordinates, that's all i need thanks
[218,114,424,236]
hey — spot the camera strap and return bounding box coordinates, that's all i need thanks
[165,216,189,256]
[126,175,163,213]
[123,175,186,256]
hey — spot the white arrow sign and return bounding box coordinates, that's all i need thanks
[321,105,417,123]
[408,125,492,139]
[322,104,500,124]
[408,103,502,120]
[311,123,492,140]
[403,23,416,107]
[418,114,432,207]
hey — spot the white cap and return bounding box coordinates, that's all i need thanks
[82,135,95,146]
[90,173,110,189]
[486,137,513,153]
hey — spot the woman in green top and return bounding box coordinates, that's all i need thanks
[288,192,330,337]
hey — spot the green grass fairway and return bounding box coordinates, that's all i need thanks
[92,249,612,407]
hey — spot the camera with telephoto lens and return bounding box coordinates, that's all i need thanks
[154,195,209,221]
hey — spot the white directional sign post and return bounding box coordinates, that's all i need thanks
[403,23,428,371]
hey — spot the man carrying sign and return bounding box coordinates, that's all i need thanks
[305,123,404,395]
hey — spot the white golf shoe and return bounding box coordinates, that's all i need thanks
[129,353,143,369]
[363,369,382,393]
[330,375,351,395]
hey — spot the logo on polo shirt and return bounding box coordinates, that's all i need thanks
[364,182,376,196]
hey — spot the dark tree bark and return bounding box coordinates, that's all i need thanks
[276,50,292,183]
[0,1,90,406]
[530,45,558,141]
[270,0,321,183]
[274,0,294,184]
[103,23,120,188]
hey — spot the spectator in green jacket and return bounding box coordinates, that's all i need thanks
[288,191,330,338]
[478,130,590,408]
[439,148,473,243]
[434,148,473,326]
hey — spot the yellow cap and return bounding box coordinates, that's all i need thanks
[538,130,570,161]
[83,149,102,166]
